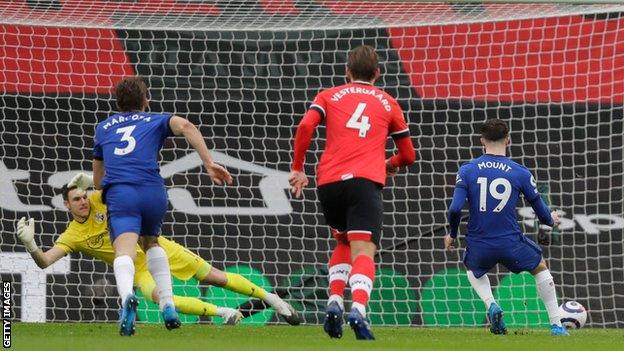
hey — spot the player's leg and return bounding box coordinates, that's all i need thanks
[504,236,567,336]
[175,296,242,325]
[327,229,351,310]
[346,240,376,340]
[318,182,349,338]
[141,236,180,330]
[197,265,300,325]
[107,184,142,336]
[323,233,351,338]
[347,240,375,318]
[139,185,180,330]
[531,260,567,336]
[112,233,140,305]
[344,178,383,340]
[467,271,497,308]
[467,270,506,335]
[112,232,140,336]
[137,274,242,325]
[200,264,264,300]
[464,247,506,334]
[318,182,351,309]
[320,182,351,308]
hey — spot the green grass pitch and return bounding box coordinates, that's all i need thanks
[10,323,624,351]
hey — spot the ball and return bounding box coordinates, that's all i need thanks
[559,301,587,329]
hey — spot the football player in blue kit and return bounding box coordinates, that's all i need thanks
[93,77,232,336]
[446,118,569,336]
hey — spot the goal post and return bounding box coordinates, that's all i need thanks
[0,0,623,327]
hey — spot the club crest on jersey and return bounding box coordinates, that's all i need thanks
[87,232,105,249]
[95,212,106,223]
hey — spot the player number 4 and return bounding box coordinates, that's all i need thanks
[114,125,137,156]
[477,177,512,212]
[346,102,371,138]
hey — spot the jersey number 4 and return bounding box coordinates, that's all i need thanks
[477,177,511,212]
[346,102,371,138]
[114,125,137,156]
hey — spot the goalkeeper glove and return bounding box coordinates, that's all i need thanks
[16,217,39,253]
[68,172,94,189]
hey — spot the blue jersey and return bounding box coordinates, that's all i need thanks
[93,111,173,189]
[450,154,552,248]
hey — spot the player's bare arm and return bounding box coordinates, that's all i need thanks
[16,217,67,269]
[92,159,105,190]
[169,115,232,185]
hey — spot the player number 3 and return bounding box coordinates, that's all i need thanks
[346,102,371,138]
[476,177,512,212]
[114,125,137,156]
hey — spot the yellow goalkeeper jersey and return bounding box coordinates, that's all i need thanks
[55,191,206,281]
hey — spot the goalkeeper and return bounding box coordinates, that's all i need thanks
[15,172,300,325]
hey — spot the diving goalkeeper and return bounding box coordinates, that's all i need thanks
[15,172,300,325]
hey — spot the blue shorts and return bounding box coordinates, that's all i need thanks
[105,184,168,241]
[463,236,543,278]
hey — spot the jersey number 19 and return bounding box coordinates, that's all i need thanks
[477,177,511,212]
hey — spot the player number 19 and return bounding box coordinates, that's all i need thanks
[346,102,371,138]
[476,177,512,212]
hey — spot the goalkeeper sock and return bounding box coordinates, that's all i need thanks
[348,255,375,317]
[146,246,174,310]
[467,270,497,309]
[328,241,351,309]
[534,270,562,326]
[173,296,218,317]
[113,255,135,303]
[224,272,268,299]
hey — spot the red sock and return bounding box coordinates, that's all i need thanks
[328,241,351,298]
[349,255,375,307]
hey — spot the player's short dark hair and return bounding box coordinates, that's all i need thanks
[61,184,78,202]
[115,76,148,112]
[480,119,509,142]
[347,45,379,81]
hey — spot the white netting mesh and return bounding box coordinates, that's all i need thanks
[2,1,624,30]
[0,0,623,327]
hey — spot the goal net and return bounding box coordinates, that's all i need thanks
[1,0,623,327]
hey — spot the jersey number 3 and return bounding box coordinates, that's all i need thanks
[114,125,137,156]
[476,177,511,212]
[346,102,371,138]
